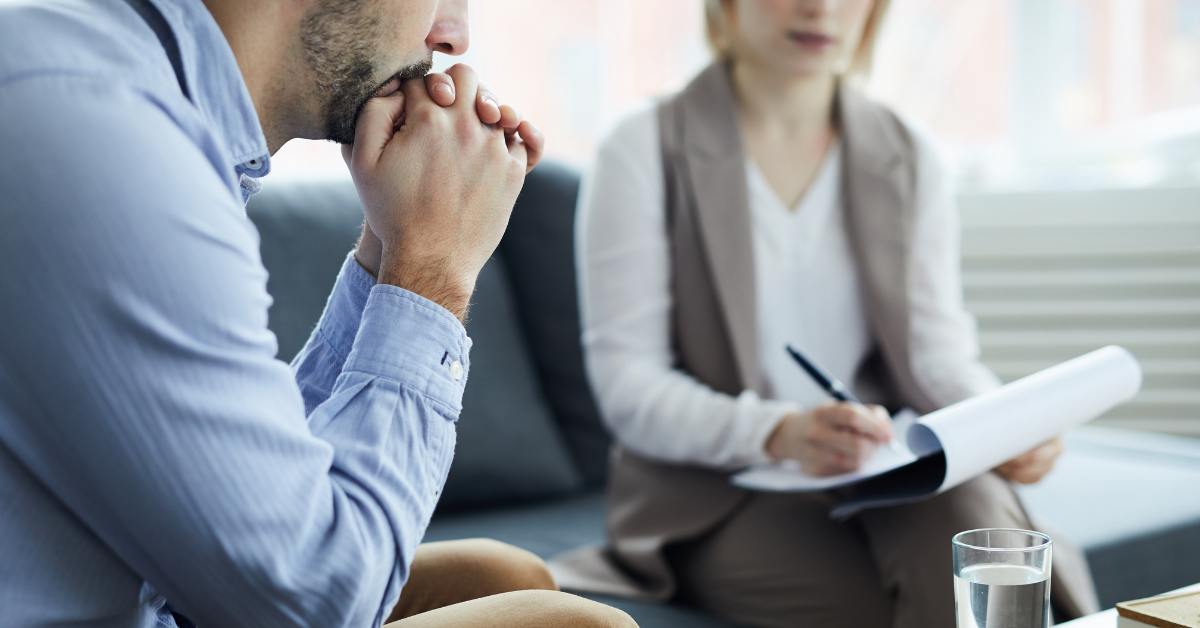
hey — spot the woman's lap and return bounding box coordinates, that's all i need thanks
[669,490,893,628]
[668,473,1076,628]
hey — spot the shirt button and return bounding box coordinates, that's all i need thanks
[243,158,263,170]
[448,360,463,381]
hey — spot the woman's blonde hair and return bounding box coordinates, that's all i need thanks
[704,0,892,77]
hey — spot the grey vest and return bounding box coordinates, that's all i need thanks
[558,62,940,600]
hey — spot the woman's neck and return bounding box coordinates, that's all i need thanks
[732,60,837,140]
[731,59,839,209]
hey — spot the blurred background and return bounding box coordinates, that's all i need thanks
[272,0,1200,439]
[273,0,1200,189]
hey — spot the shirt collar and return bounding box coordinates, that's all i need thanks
[147,0,272,182]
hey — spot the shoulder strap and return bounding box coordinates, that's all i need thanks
[123,0,190,101]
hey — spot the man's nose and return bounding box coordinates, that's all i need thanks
[427,0,469,55]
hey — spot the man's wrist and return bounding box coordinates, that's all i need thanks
[354,226,383,278]
[377,261,473,323]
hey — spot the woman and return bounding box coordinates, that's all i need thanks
[567,1,1100,627]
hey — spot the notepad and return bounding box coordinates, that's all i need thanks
[732,346,1143,518]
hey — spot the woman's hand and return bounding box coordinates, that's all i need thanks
[766,402,894,476]
[994,436,1063,484]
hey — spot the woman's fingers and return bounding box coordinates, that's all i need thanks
[996,436,1064,484]
[423,72,456,107]
[818,403,893,443]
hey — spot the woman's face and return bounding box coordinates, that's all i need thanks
[726,0,876,78]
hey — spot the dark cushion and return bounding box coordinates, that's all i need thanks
[246,181,362,362]
[498,161,611,484]
[440,255,583,509]
[246,180,583,510]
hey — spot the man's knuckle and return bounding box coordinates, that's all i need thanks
[410,104,439,126]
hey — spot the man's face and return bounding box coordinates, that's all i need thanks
[301,0,467,145]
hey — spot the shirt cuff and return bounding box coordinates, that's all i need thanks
[343,285,472,416]
[744,396,802,466]
[314,252,377,365]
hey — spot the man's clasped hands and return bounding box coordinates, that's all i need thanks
[345,64,544,324]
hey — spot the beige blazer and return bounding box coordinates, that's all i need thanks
[553,61,945,600]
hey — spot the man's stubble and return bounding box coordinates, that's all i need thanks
[301,0,432,145]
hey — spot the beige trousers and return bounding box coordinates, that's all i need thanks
[668,473,1099,628]
[386,539,637,628]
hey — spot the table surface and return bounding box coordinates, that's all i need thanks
[1059,583,1200,627]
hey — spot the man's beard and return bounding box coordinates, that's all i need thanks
[301,0,433,145]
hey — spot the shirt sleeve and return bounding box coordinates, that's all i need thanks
[576,105,797,469]
[0,75,464,628]
[291,251,378,415]
[906,126,1003,407]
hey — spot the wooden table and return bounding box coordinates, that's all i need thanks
[1059,583,1200,627]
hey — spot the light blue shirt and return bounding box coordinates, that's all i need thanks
[0,1,470,626]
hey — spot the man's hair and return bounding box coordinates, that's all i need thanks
[703,0,892,78]
[302,0,431,144]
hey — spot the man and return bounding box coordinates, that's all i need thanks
[0,0,636,626]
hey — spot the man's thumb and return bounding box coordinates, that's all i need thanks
[350,93,405,170]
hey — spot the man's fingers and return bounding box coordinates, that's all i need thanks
[475,82,502,125]
[515,120,543,172]
[497,104,522,130]
[424,72,456,107]
[444,64,483,118]
[350,92,406,169]
[400,76,437,110]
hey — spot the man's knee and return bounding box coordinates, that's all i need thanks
[513,590,638,628]
[417,538,557,594]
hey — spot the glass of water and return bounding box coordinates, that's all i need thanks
[953,528,1052,628]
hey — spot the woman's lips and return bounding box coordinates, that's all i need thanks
[787,30,835,51]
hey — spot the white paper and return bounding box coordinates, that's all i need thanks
[910,345,1142,492]
[732,346,1143,515]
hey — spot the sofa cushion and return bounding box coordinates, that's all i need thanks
[246,181,362,362]
[440,255,584,509]
[498,161,611,484]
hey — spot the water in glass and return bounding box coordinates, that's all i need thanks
[954,563,1050,628]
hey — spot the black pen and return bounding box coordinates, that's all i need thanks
[785,345,901,452]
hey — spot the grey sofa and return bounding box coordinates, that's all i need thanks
[246,161,1200,627]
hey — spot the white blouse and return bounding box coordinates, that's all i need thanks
[748,141,874,411]
[575,102,1000,469]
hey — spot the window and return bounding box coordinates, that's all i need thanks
[270,0,1200,192]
